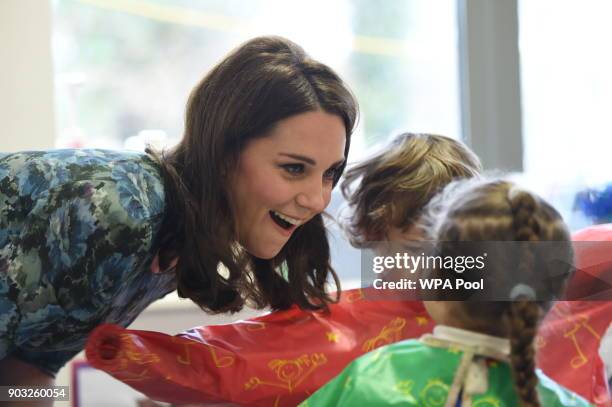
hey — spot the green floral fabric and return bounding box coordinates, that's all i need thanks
[0,149,176,375]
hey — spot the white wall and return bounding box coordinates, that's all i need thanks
[0,0,55,151]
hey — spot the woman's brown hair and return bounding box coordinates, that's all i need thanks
[421,179,574,406]
[147,36,358,314]
[340,133,481,247]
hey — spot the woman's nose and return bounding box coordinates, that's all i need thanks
[296,179,330,213]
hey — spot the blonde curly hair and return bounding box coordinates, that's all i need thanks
[341,133,481,247]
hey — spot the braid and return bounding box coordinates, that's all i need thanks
[507,187,541,406]
[508,300,541,407]
[423,180,573,405]
[509,188,540,241]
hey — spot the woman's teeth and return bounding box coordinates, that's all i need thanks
[270,211,301,230]
[273,211,301,225]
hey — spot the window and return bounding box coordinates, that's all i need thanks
[52,0,460,159]
[519,0,612,229]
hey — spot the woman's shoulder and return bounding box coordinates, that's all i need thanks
[1,148,163,185]
[1,150,170,317]
[0,148,165,223]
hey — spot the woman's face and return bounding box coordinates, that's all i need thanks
[229,110,346,259]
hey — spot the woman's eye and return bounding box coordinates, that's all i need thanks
[281,164,304,175]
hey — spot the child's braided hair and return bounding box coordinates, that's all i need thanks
[507,189,543,407]
[421,179,574,406]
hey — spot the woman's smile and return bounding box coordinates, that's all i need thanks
[229,110,346,259]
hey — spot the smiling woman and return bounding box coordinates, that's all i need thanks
[230,111,347,260]
[0,36,358,399]
[151,36,358,314]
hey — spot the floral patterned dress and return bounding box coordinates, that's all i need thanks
[0,149,176,376]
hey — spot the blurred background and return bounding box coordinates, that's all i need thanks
[2,0,611,405]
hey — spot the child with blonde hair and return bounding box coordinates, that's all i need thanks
[341,132,481,246]
[302,179,592,406]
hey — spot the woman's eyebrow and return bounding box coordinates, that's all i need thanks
[278,153,345,169]
[278,153,316,165]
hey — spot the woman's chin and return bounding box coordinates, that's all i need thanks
[245,244,284,260]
